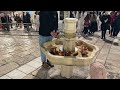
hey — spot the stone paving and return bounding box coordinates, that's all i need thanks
[0,25,40,77]
[0,13,120,79]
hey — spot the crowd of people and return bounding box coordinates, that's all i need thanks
[0,12,32,32]
[81,11,120,40]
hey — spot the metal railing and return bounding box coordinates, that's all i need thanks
[0,23,36,24]
[0,23,37,31]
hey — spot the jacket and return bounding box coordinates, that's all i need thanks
[39,11,58,36]
[114,15,120,30]
[100,15,110,30]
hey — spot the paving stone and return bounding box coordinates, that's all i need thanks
[0,60,7,67]
[27,60,42,69]
[0,54,12,61]
[33,57,42,63]
[17,64,36,74]
[95,43,104,49]
[109,49,120,55]
[111,45,120,51]
[106,59,120,68]
[0,62,19,77]
[99,49,110,54]
[107,53,120,61]
[0,75,11,79]
[20,46,32,51]
[107,72,118,79]
[9,49,24,56]
[71,66,89,79]
[16,51,30,57]
[3,56,19,63]
[6,69,26,79]
[105,64,120,74]
[32,67,50,79]
[47,65,61,79]
[95,59,106,65]
[31,51,40,58]
[22,74,39,79]
[96,53,108,60]
[15,54,36,65]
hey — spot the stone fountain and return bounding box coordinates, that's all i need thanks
[41,18,99,78]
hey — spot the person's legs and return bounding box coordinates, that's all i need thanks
[84,27,88,34]
[111,26,114,36]
[39,35,53,68]
[113,27,117,37]
[110,26,113,36]
[36,24,39,32]
[46,36,54,67]
[101,30,104,39]
[115,29,120,36]
[103,29,107,39]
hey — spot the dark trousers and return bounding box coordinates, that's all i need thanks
[109,26,114,36]
[83,27,89,34]
[10,24,13,28]
[101,29,107,39]
[113,28,120,37]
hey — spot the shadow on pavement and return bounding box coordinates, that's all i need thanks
[104,39,119,46]
[104,39,113,44]
[33,67,49,79]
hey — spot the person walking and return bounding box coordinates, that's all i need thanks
[83,13,91,36]
[22,12,26,29]
[113,11,120,38]
[109,11,116,37]
[100,11,111,40]
[39,11,58,69]
[25,12,31,32]
[90,12,98,34]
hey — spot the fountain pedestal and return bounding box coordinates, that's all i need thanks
[61,18,78,78]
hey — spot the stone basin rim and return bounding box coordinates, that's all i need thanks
[41,38,99,66]
[44,45,99,60]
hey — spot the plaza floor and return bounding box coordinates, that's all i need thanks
[0,15,120,79]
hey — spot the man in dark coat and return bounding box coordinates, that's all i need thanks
[113,12,120,37]
[1,14,10,31]
[22,12,26,28]
[24,12,32,31]
[100,12,111,40]
[39,11,58,69]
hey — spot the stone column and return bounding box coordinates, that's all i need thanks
[57,11,60,20]
[31,11,35,23]
[64,11,70,18]
[61,18,78,78]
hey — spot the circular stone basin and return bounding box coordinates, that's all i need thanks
[41,38,99,66]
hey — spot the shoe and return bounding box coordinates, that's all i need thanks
[47,60,54,67]
[42,62,51,69]
[103,38,106,41]
[109,35,112,37]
